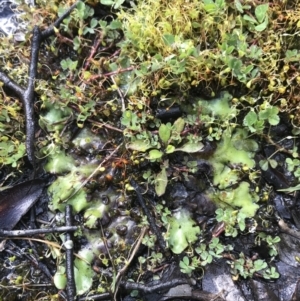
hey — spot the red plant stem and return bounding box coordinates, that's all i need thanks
[88,66,136,81]
[83,32,104,71]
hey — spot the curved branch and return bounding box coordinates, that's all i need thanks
[0,71,25,97]
[41,0,81,39]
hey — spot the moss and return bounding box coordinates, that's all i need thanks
[48,171,88,213]
[39,107,73,132]
[206,126,259,216]
[210,182,259,217]
[213,164,240,189]
[44,151,75,174]
[197,91,236,119]
[167,208,201,254]
[210,129,256,174]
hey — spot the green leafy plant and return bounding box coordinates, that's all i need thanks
[263,266,280,280]
[125,115,203,195]
[142,233,157,249]
[195,237,231,266]
[2,0,300,298]
[101,0,126,9]
[242,3,269,32]
[54,248,94,294]
[74,249,95,295]
[166,209,201,254]
[285,158,300,180]
[60,58,78,72]
[53,266,67,290]
[229,252,279,280]
[259,157,278,171]
[243,105,280,133]
[215,208,247,237]
[0,140,26,167]
[179,256,197,276]
[179,237,233,276]
[255,233,281,257]
[125,117,203,159]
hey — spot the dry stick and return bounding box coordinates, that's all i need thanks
[65,205,76,301]
[78,293,111,301]
[110,76,125,112]
[98,223,116,301]
[0,283,54,289]
[113,226,148,301]
[55,31,74,46]
[7,237,89,264]
[80,273,196,300]
[190,290,225,301]
[87,118,123,133]
[130,179,166,251]
[0,1,79,169]
[23,26,41,169]
[0,27,41,169]
[278,219,300,240]
[0,72,25,97]
[263,134,299,158]
[0,226,77,237]
[121,278,188,294]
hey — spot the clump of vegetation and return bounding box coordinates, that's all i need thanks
[2,0,300,299]
[116,0,298,104]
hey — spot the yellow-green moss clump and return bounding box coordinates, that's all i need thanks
[117,0,231,95]
[117,0,300,128]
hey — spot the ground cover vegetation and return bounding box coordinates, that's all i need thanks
[0,0,300,300]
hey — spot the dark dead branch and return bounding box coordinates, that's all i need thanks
[0,1,80,169]
[130,179,166,251]
[0,226,78,237]
[65,205,77,301]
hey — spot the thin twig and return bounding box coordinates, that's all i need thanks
[263,134,298,158]
[78,293,111,301]
[130,179,166,251]
[110,76,125,112]
[65,205,76,301]
[0,27,41,169]
[6,237,89,263]
[278,219,300,240]
[113,227,148,300]
[87,118,123,133]
[0,1,79,169]
[0,226,78,237]
[88,66,135,81]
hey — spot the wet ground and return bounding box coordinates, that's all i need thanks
[1,1,300,301]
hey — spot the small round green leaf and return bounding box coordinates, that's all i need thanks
[165,144,175,154]
[259,159,269,171]
[148,149,163,160]
[53,267,67,290]
[243,111,257,127]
